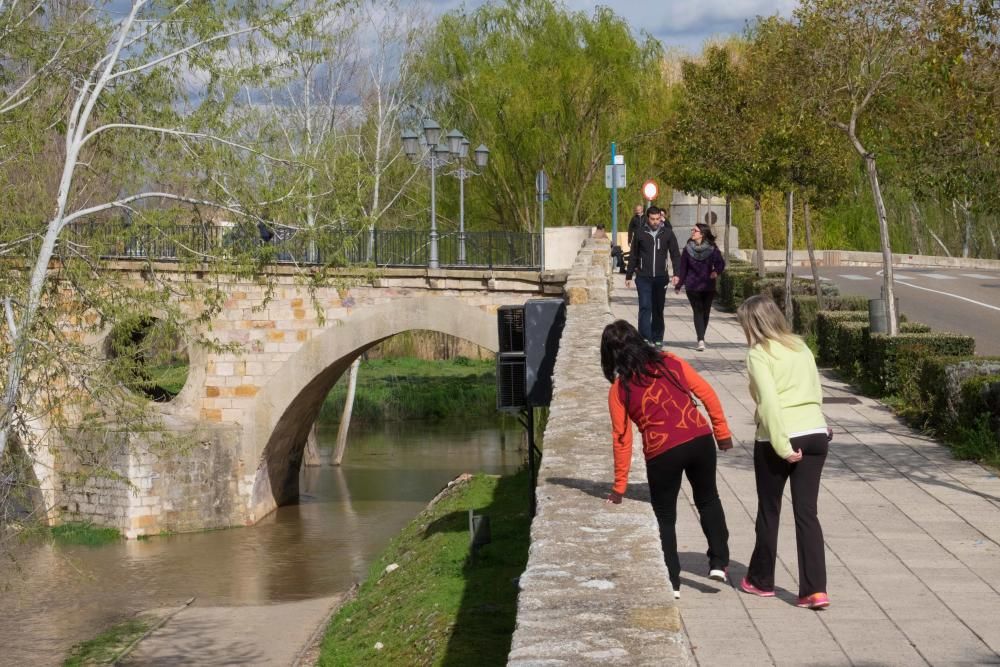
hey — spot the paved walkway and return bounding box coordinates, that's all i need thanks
[121,595,341,666]
[610,274,1000,666]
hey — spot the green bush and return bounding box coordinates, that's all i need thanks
[816,311,868,365]
[919,356,1000,430]
[958,374,1000,426]
[836,321,869,379]
[792,295,868,336]
[868,333,976,396]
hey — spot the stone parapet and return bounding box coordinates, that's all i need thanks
[744,248,1000,270]
[508,255,693,664]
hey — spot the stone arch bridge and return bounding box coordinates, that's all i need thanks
[46,232,606,537]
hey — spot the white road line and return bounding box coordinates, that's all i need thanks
[961,273,997,280]
[838,274,870,281]
[894,273,914,281]
[923,273,957,280]
[890,279,1000,313]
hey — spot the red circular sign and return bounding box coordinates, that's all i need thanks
[642,180,658,200]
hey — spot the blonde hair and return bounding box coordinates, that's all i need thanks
[736,295,803,353]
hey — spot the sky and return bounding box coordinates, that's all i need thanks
[426,0,798,53]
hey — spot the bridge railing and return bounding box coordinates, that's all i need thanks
[61,222,541,270]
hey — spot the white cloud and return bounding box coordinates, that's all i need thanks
[422,0,795,53]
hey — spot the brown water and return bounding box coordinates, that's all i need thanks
[0,421,523,666]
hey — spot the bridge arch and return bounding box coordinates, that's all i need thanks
[247,296,499,520]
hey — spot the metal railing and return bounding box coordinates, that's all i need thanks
[61,222,541,270]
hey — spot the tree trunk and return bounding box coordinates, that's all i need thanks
[303,423,321,466]
[696,194,702,230]
[908,201,926,255]
[706,192,713,230]
[753,196,765,277]
[783,190,794,326]
[864,154,898,335]
[723,194,731,259]
[803,200,823,311]
[989,225,998,259]
[961,197,973,259]
[332,357,361,466]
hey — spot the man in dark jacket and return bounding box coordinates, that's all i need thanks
[626,204,645,250]
[624,206,680,347]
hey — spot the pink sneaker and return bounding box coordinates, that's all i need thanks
[739,577,776,598]
[796,592,830,609]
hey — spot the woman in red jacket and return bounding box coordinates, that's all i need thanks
[602,319,734,599]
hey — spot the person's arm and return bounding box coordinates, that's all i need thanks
[675,250,689,290]
[625,234,639,282]
[746,347,794,459]
[674,355,732,445]
[667,229,681,276]
[711,247,725,278]
[608,380,633,501]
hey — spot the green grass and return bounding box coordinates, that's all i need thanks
[146,361,189,397]
[318,469,530,666]
[320,357,498,424]
[50,522,122,546]
[951,417,1000,471]
[63,618,149,666]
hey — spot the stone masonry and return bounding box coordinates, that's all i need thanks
[508,238,694,665]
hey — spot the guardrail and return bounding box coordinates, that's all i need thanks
[61,222,542,270]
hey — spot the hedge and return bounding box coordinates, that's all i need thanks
[817,311,868,365]
[919,356,1000,430]
[835,321,870,377]
[867,333,976,396]
[792,295,869,337]
[718,266,758,312]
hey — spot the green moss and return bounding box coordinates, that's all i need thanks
[318,470,530,666]
[63,618,149,666]
[51,522,122,546]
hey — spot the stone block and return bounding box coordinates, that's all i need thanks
[215,362,234,376]
[266,331,285,342]
[201,408,223,422]
[205,386,220,398]
[234,385,259,398]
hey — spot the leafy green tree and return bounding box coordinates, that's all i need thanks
[414,0,668,231]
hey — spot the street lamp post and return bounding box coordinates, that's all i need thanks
[402,119,487,268]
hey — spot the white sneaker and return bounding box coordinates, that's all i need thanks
[673,589,681,600]
[697,340,706,351]
[709,568,727,582]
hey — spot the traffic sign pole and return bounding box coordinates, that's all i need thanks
[611,142,618,248]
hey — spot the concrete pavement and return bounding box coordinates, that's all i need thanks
[617,275,1000,666]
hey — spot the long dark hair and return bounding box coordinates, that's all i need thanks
[600,320,666,384]
[692,222,716,246]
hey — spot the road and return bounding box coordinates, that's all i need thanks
[791,265,1000,355]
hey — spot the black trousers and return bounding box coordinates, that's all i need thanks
[635,275,667,343]
[686,290,715,341]
[646,433,730,590]
[747,433,828,598]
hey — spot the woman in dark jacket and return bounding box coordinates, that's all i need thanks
[675,223,725,351]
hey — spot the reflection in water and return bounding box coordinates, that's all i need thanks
[0,421,523,666]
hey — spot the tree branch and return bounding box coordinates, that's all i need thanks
[80,123,297,165]
[3,298,16,342]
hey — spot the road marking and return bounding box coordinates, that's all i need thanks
[889,278,1000,313]
[961,273,996,280]
[923,273,957,280]
[838,274,870,281]
[894,273,914,281]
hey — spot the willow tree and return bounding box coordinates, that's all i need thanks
[414,0,669,230]
[0,0,352,535]
[793,0,922,335]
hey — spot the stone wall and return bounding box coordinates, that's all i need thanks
[509,238,694,664]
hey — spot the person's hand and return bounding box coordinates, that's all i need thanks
[625,279,633,289]
[784,449,803,463]
[827,427,834,442]
[606,491,623,504]
[671,276,680,287]
[716,437,733,451]
[709,271,718,279]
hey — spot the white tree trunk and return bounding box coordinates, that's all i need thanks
[908,201,926,255]
[723,194,731,259]
[961,197,973,259]
[783,190,794,326]
[332,357,360,466]
[303,423,321,466]
[803,200,824,311]
[753,196,765,277]
[864,154,898,335]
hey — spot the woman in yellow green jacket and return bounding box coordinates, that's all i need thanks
[736,295,831,610]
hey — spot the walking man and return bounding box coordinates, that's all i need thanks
[625,206,680,347]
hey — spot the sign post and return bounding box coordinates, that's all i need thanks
[535,169,549,271]
[642,180,659,211]
[607,144,626,252]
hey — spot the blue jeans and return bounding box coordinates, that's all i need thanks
[635,275,667,343]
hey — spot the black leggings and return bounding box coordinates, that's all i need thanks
[686,290,715,341]
[646,433,730,590]
[747,433,828,597]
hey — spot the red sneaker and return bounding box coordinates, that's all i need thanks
[796,592,830,609]
[739,577,775,598]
